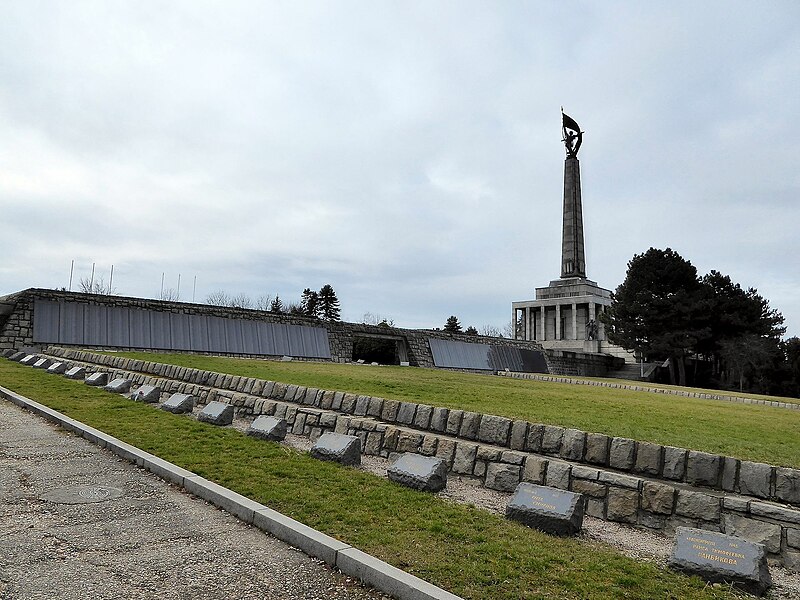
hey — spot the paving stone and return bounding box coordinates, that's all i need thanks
[310,433,361,466]
[675,490,720,521]
[722,514,781,553]
[247,415,288,442]
[506,483,584,536]
[160,393,194,414]
[738,461,772,499]
[634,442,663,476]
[641,481,675,514]
[584,432,610,465]
[775,468,800,505]
[560,428,585,461]
[606,488,638,523]
[477,414,512,446]
[662,446,688,480]
[485,463,521,492]
[686,451,722,487]
[103,378,131,393]
[668,527,771,596]
[387,453,448,492]
[540,425,564,454]
[84,372,108,386]
[198,401,234,426]
[608,437,635,470]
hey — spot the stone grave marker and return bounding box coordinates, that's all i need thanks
[310,432,361,466]
[20,354,38,365]
[129,385,162,403]
[281,356,293,361]
[47,362,68,374]
[103,378,131,393]
[247,415,288,442]
[160,393,194,414]
[668,527,771,596]
[1,349,16,358]
[197,401,234,426]
[33,358,52,369]
[387,453,448,492]
[84,372,108,386]
[9,351,26,361]
[506,482,584,536]
[64,366,86,380]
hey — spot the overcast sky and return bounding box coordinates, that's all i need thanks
[1,2,799,337]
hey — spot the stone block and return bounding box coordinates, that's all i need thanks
[545,460,571,490]
[787,528,800,550]
[413,404,433,430]
[340,393,357,413]
[458,412,480,440]
[721,457,739,492]
[396,402,416,425]
[775,468,800,505]
[445,409,463,435]
[598,471,640,489]
[354,395,370,416]
[420,435,438,456]
[477,415,512,446]
[380,399,399,422]
[477,446,501,461]
[485,463,521,492]
[525,424,544,453]
[560,429,585,461]
[500,451,525,466]
[103,378,131,394]
[584,433,610,465]
[435,438,456,466]
[634,442,663,477]
[675,490,720,522]
[749,501,800,524]
[723,496,750,512]
[662,446,688,480]
[638,512,666,529]
[608,437,635,470]
[738,461,772,499]
[310,433,361,466]
[722,514,781,554]
[84,372,108,386]
[641,481,675,514]
[33,358,52,369]
[396,431,423,453]
[47,362,67,374]
[506,483,584,536]
[571,479,606,498]
[129,384,162,403]
[540,425,564,454]
[198,401,234,426]
[686,451,721,487]
[452,442,477,475]
[160,393,194,414]
[247,415,288,442]
[585,498,605,519]
[606,488,638,523]
[509,420,528,451]
[19,354,38,365]
[8,352,26,361]
[522,456,547,484]
[668,527,771,596]
[429,407,449,432]
[387,453,448,492]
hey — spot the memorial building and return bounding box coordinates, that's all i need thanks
[512,112,632,362]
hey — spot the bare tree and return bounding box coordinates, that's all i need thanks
[255,294,273,311]
[79,276,114,295]
[206,290,231,306]
[229,293,253,309]
[161,288,180,301]
[480,324,503,338]
[362,312,395,327]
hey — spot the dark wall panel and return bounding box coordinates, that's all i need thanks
[59,302,84,345]
[129,308,152,348]
[107,307,130,347]
[188,315,210,352]
[149,311,172,350]
[428,338,492,370]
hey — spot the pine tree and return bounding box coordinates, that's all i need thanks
[269,295,284,314]
[301,288,320,318]
[317,284,341,321]
[465,326,478,336]
[444,316,462,332]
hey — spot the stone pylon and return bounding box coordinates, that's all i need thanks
[560,155,586,279]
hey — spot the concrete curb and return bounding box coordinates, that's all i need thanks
[0,384,463,600]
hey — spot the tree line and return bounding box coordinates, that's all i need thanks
[206,284,341,321]
[602,247,799,396]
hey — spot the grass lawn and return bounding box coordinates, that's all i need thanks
[0,358,736,600]
[104,351,800,469]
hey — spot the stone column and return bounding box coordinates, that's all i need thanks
[561,156,586,279]
[571,302,577,340]
[524,307,531,341]
[512,308,518,339]
[555,304,561,340]
[540,307,546,341]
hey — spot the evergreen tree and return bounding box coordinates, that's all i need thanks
[269,295,284,314]
[444,316,462,332]
[465,326,478,336]
[301,288,320,318]
[317,284,341,321]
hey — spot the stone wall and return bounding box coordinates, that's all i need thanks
[30,347,800,569]
[545,349,623,377]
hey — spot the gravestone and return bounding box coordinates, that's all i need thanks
[20,354,38,365]
[281,356,293,362]
[103,378,131,393]
[247,415,287,442]
[1,349,15,358]
[506,482,584,536]
[47,362,68,374]
[668,527,771,596]
[387,453,448,492]
[64,366,86,380]
[310,433,361,466]
[129,385,162,403]
[197,401,234,426]
[9,351,26,361]
[33,358,53,369]
[160,393,194,414]
[84,372,108,386]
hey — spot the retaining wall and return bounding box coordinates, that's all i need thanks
[32,347,800,570]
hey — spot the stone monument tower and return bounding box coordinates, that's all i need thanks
[512,112,631,362]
